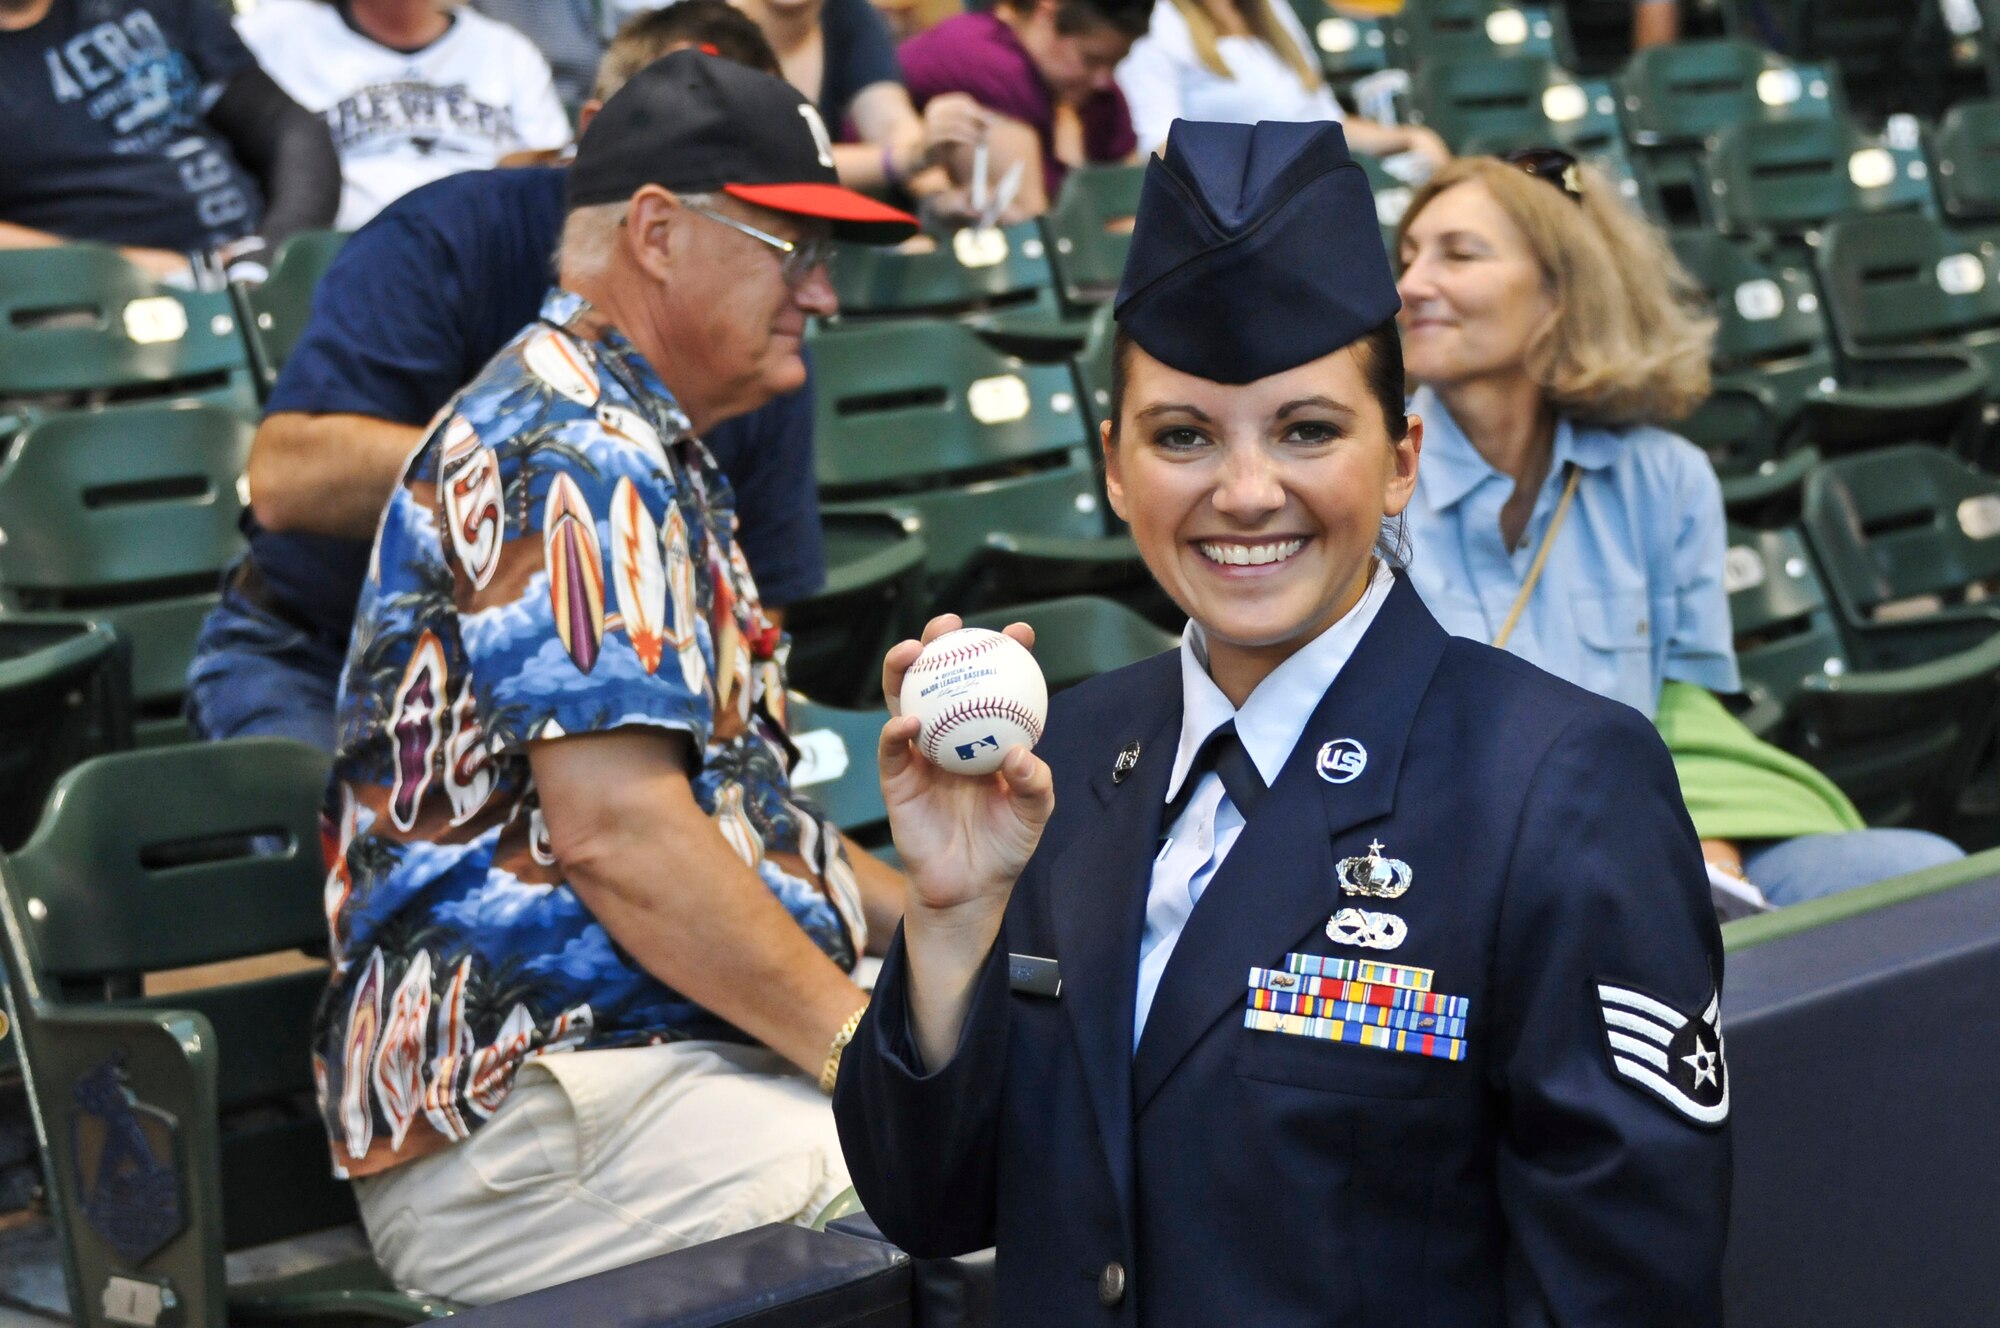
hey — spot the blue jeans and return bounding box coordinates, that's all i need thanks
[183,578,347,751]
[1741,829,1965,908]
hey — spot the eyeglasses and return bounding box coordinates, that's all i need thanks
[682,203,837,285]
[1499,147,1584,204]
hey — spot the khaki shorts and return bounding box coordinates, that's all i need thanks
[354,1040,851,1305]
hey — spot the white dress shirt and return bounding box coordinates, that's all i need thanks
[1116,0,1345,156]
[1132,559,1393,1047]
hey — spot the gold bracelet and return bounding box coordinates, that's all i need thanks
[820,1002,868,1095]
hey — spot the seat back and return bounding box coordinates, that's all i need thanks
[1672,229,1835,372]
[0,739,350,1328]
[1706,117,1933,237]
[1933,98,2000,221]
[831,221,1053,321]
[0,402,250,594]
[1816,211,2000,352]
[1387,0,1565,67]
[1724,523,1850,713]
[962,595,1177,692]
[1617,39,1840,147]
[240,230,347,399]
[0,618,132,852]
[785,511,929,708]
[810,320,1092,492]
[1409,55,1610,152]
[785,698,894,843]
[1042,164,1146,310]
[0,246,250,407]
[1801,444,2000,634]
[1288,3,1394,85]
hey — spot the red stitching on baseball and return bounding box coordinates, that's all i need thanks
[921,698,1043,764]
[908,632,1007,675]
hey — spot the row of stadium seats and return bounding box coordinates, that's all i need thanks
[5,733,1997,1326]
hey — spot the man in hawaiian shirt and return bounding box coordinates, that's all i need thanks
[316,51,919,1303]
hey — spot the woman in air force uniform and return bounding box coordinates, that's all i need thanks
[833,118,1731,1328]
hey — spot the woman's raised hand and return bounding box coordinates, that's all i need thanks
[879,614,1056,925]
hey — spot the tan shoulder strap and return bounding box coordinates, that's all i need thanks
[1492,463,1582,652]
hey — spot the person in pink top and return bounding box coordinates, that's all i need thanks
[900,0,1151,211]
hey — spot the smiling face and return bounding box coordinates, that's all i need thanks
[1395,181,1556,394]
[1104,339,1420,701]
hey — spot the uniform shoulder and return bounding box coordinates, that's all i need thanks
[1433,634,1657,754]
[1041,649,1179,751]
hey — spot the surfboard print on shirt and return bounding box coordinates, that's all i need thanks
[521,326,600,406]
[544,473,606,674]
[610,476,667,673]
[440,414,504,590]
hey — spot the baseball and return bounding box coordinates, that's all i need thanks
[899,628,1048,775]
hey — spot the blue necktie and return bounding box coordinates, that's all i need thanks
[1164,720,1267,826]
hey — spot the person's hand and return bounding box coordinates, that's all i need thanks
[1399,125,1451,172]
[920,93,989,160]
[118,245,195,285]
[878,613,1055,926]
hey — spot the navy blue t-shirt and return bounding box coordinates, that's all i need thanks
[254,165,824,640]
[0,0,263,251]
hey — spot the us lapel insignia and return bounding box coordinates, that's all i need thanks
[1335,839,1412,899]
[1316,738,1367,784]
[1326,907,1407,950]
[1112,742,1141,784]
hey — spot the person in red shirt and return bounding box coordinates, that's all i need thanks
[900,0,1151,210]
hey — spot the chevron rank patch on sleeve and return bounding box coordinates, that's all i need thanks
[1596,982,1729,1127]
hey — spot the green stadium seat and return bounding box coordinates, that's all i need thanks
[1408,56,1621,158]
[1800,444,2000,659]
[1387,0,1569,68]
[1815,210,2000,418]
[962,595,1179,692]
[1286,2,1394,87]
[829,221,1084,357]
[0,617,131,853]
[1672,228,1987,458]
[0,403,253,740]
[1615,39,1843,227]
[785,697,893,843]
[1704,116,1933,240]
[0,245,254,417]
[0,738,458,1328]
[238,230,347,403]
[1931,98,2000,222]
[1719,0,1979,123]
[1041,164,1145,313]
[1725,521,2000,829]
[1072,302,1117,436]
[808,319,1120,592]
[784,510,929,709]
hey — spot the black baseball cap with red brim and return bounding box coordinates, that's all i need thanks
[566,48,917,245]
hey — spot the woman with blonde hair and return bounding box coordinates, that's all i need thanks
[1114,0,1447,163]
[1396,149,1961,907]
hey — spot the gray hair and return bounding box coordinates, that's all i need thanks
[556,192,718,282]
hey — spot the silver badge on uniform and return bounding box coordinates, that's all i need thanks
[1112,742,1141,784]
[1336,839,1412,899]
[1316,738,1368,784]
[1326,907,1407,950]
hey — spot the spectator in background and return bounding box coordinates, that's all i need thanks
[236,0,571,232]
[0,0,339,284]
[1116,0,1448,165]
[871,0,963,42]
[471,0,609,108]
[901,0,1149,207]
[1635,0,1679,49]
[735,0,988,206]
[188,3,825,748]
[1394,152,1962,907]
[318,52,914,1302]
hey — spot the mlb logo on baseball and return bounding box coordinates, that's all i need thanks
[901,629,1048,775]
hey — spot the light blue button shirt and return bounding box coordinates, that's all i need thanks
[1400,388,1740,719]
[1132,560,1393,1048]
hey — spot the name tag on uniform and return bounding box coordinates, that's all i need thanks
[1008,953,1063,998]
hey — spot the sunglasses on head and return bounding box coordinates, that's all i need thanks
[1500,147,1584,203]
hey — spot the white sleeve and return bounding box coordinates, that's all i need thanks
[1116,3,1190,157]
[503,29,575,151]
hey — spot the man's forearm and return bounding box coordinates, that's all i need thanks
[246,412,424,537]
[564,809,870,1076]
[842,832,908,956]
